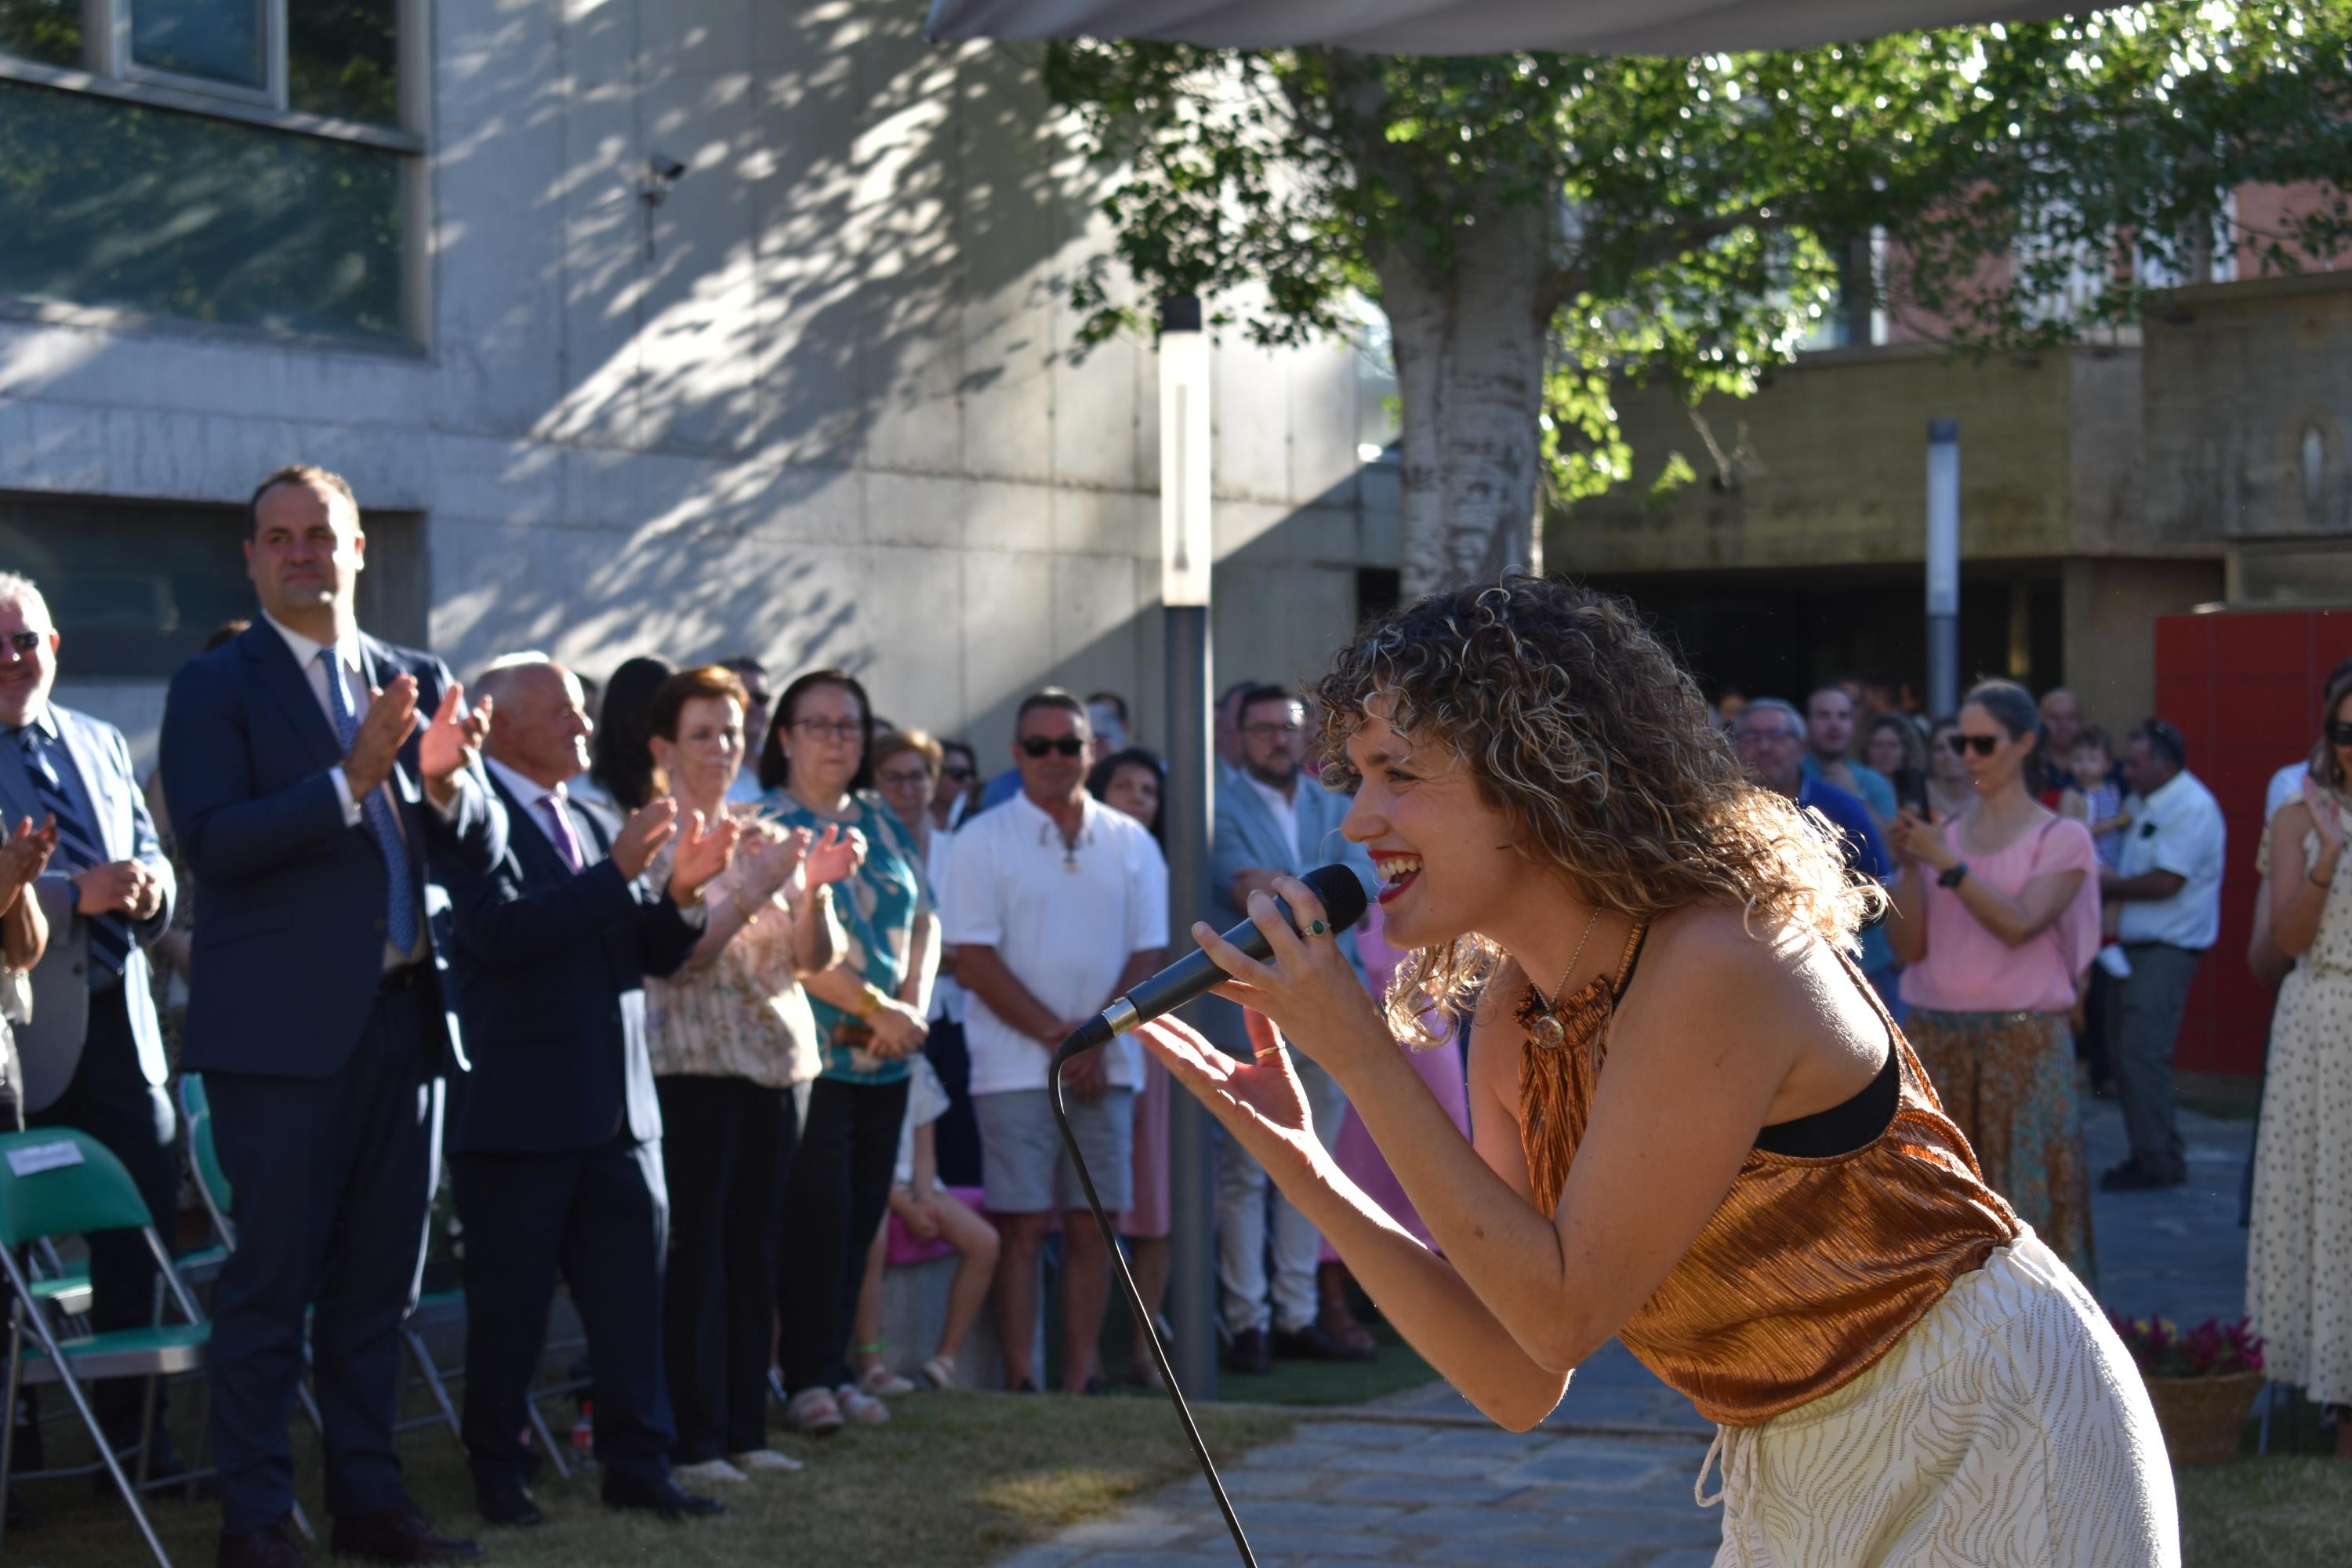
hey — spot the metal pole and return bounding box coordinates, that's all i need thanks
[1158,297,1218,1400]
[1926,419,1961,717]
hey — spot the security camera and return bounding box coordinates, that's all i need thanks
[648,154,687,183]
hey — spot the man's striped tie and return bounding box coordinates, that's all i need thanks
[16,725,130,982]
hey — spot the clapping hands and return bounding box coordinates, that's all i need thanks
[0,815,57,918]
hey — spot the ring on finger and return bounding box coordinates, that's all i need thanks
[1253,1041,1287,1062]
[1307,919,1330,938]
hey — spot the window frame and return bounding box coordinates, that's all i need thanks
[0,0,430,347]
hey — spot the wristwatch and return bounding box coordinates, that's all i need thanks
[1938,862,1969,889]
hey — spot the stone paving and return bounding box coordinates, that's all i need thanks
[1001,1094,2256,1568]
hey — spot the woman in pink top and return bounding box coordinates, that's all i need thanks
[1886,680,2102,1280]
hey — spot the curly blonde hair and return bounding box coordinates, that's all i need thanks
[1310,575,1877,1042]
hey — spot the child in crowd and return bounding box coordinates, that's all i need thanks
[2062,726,2132,869]
[848,1055,1000,1395]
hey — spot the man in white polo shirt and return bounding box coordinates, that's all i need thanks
[2100,717,2227,1192]
[940,690,1167,1392]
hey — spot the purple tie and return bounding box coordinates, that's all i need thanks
[539,793,584,872]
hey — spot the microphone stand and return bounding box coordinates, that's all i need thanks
[1050,1032,1261,1568]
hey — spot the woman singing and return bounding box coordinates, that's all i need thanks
[1144,577,2173,1566]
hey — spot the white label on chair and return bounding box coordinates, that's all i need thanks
[5,1141,83,1176]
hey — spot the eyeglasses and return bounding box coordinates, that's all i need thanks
[1019,736,1087,759]
[1946,733,2001,757]
[941,764,975,782]
[0,631,43,658]
[877,767,933,789]
[2328,721,2352,748]
[789,718,862,744]
[1243,722,1305,738]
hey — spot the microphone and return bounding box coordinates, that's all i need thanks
[1054,862,1372,1065]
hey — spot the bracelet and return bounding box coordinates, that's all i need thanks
[853,983,891,1020]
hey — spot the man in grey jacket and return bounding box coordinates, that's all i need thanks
[0,572,180,1468]
[1207,684,1378,1371]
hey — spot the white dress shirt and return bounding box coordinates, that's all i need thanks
[1243,771,1304,866]
[485,757,597,867]
[2115,768,2228,950]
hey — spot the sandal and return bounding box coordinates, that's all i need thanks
[917,1355,958,1390]
[858,1363,916,1399]
[782,1386,844,1436]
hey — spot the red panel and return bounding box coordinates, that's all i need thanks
[2212,677,2314,753]
[2205,757,2285,818]
[2154,615,2211,682]
[2209,611,2310,677]
[2314,611,2352,675]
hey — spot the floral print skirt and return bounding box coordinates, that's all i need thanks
[1906,1008,2096,1285]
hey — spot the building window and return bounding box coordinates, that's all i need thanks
[0,0,419,345]
[0,492,426,680]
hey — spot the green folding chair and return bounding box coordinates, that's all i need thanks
[0,1127,209,1567]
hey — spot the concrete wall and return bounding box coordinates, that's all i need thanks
[1550,344,2129,576]
[0,0,1389,767]
[2141,270,2352,544]
[2060,557,2228,733]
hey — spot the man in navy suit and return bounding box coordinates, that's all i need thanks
[0,572,181,1468]
[443,654,735,1528]
[1205,684,1378,1373]
[161,466,503,1568]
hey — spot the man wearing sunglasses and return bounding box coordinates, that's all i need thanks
[0,572,183,1486]
[2098,718,2226,1192]
[939,689,1167,1392]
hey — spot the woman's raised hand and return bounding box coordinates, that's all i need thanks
[2303,775,2347,852]
[1188,872,1385,1076]
[803,823,866,887]
[1138,1010,1323,1183]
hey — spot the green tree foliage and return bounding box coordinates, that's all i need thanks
[1044,5,2352,588]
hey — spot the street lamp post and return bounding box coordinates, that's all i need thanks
[1926,419,1961,719]
[1157,295,1219,1399]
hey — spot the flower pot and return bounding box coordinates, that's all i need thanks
[2142,1370,2260,1465]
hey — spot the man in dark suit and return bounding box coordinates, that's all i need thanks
[445,654,735,1528]
[161,466,503,1568]
[0,572,182,1470]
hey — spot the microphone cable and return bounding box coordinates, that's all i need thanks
[1049,1038,1261,1568]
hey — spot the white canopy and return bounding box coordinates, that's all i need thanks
[924,0,2078,56]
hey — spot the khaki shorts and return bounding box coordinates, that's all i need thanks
[975,1087,1134,1214]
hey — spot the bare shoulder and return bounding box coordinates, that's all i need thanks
[1617,906,1868,1077]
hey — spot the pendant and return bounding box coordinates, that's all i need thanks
[1529,1012,1565,1051]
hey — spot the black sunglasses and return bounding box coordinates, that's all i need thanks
[1945,733,2001,757]
[2,630,42,656]
[1019,736,1087,759]
[2328,722,2352,748]
[942,764,975,781]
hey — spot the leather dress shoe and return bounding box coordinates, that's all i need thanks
[328,1503,484,1563]
[603,1471,726,1522]
[1274,1321,1375,1363]
[476,1479,543,1528]
[1223,1327,1272,1376]
[216,1522,313,1568]
[2099,1158,2185,1192]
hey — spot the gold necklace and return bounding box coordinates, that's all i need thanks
[1524,908,1602,1051]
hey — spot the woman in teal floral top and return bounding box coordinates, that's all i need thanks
[760,668,938,1432]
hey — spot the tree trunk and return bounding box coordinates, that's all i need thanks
[1376,199,1554,600]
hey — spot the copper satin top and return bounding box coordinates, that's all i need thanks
[1519,924,2021,1428]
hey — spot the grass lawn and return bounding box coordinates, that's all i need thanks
[1095,1314,1439,1409]
[13,1391,1294,1568]
[2178,1456,2352,1567]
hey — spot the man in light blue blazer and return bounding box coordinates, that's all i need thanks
[0,572,180,1462]
[1207,684,1377,1373]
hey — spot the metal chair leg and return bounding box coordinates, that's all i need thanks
[527,1396,570,1481]
[1,1318,23,1561]
[403,1327,463,1450]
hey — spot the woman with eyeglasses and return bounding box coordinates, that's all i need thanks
[759,671,939,1433]
[2247,673,2352,1457]
[1885,681,2102,1282]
